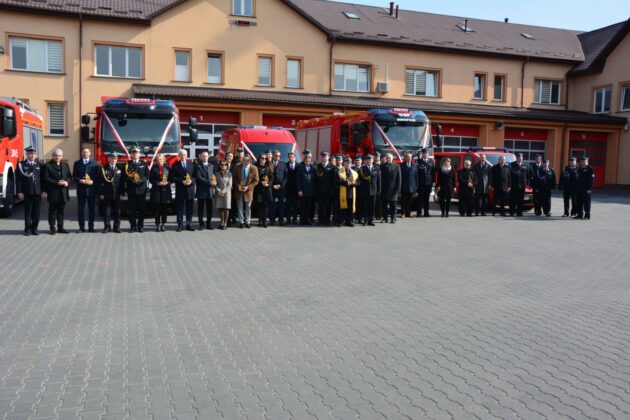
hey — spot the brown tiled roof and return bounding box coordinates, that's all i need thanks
[0,0,184,22]
[283,0,585,62]
[568,19,630,76]
[132,84,626,126]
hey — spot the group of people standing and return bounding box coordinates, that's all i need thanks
[15,145,595,236]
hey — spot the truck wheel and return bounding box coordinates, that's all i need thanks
[0,176,15,218]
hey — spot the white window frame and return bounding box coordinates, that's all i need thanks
[47,102,66,137]
[593,86,612,114]
[534,79,561,105]
[405,69,439,97]
[473,74,486,100]
[9,36,63,74]
[493,75,505,101]
[232,0,254,16]
[93,44,143,79]
[207,53,223,84]
[257,56,273,87]
[286,58,302,89]
[173,49,190,82]
[621,84,630,112]
[334,63,370,93]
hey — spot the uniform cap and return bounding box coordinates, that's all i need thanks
[568,156,577,161]
[264,149,272,154]
[543,159,550,163]
[365,154,374,160]
[129,146,141,153]
[320,151,330,156]
[374,152,381,158]
[335,154,343,160]
[580,156,589,161]
[24,146,36,153]
[343,157,352,163]
[420,148,428,154]
[107,151,119,158]
[515,152,523,158]
[236,147,244,152]
[354,154,362,160]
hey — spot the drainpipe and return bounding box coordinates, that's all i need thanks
[78,13,83,143]
[328,34,336,96]
[564,77,570,111]
[520,57,529,108]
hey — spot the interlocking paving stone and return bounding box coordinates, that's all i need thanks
[1,192,630,419]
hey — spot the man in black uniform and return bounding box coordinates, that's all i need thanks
[575,156,594,220]
[316,151,335,226]
[416,148,435,217]
[193,150,215,230]
[509,153,528,216]
[16,146,44,235]
[490,155,511,216]
[73,146,100,232]
[537,159,556,217]
[473,153,492,216]
[373,152,383,221]
[42,148,72,235]
[171,148,196,231]
[558,157,579,217]
[352,154,364,224]
[457,159,477,217]
[358,154,381,226]
[123,146,149,233]
[400,151,417,218]
[529,154,544,216]
[297,154,316,225]
[96,152,123,233]
[270,149,287,225]
[228,147,244,225]
[380,153,401,223]
[285,152,300,224]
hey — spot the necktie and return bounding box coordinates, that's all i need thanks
[182,162,186,170]
[84,160,88,165]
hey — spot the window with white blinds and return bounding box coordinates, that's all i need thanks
[47,103,65,136]
[334,63,370,92]
[593,87,612,114]
[233,0,253,16]
[94,44,142,78]
[287,58,301,88]
[534,79,561,105]
[207,54,222,84]
[10,36,63,73]
[174,50,190,82]
[405,69,438,97]
[258,56,273,86]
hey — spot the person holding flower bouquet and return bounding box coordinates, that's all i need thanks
[149,154,171,232]
[214,160,232,230]
[335,157,360,227]
[194,150,216,230]
[255,153,274,228]
[171,149,196,232]
[72,146,99,232]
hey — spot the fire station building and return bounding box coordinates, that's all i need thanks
[0,0,628,186]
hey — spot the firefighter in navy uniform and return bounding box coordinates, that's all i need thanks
[316,151,336,226]
[96,152,124,233]
[537,159,556,217]
[358,154,381,226]
[575,156,594,220]
[558,157,579,217]
[529,154,544,216]
[416,148,436,217]
[16,146,44,236]
[123,146,149,232]
[508,153,528,216]
[373,152,383,220]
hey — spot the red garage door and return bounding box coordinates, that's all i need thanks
[504,128,547,163]
[431,124,480,152]
[263,114,319,131]
[178,110,240,157]
[570,131,607,188]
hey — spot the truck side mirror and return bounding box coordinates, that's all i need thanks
[81,114,91,125]
[80,126,92,143]
[2,108,16,138]
[188,128,198,144]
[189,117,198,128]
[433,124,442,148]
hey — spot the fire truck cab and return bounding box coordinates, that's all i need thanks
[0,97,44,217]
[218,126,302,162]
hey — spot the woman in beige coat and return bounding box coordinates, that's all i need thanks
[214,160,233,230]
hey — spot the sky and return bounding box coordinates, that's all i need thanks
[334,0,630,31]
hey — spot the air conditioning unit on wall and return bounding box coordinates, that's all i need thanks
[376,82,390,93]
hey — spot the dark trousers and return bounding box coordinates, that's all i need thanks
[417,185,432,216]
[362,193,376,223]
[493,192,509,215]
[318,194,332,225]
[540,191,552,215]
[300,196,314,224]
[229,196,237,223]
[154,202,168,225]
[269,188,285,222]
[198,198,213,223]
[475,193,489,215]
[285,193,299,222]
[258,202,269,226]
[103,199,121,229]
[77,194,96,229]
[533,190,542,215]
[48,202,66,229]
[509,188,525,215]
[401,192,413,216]
[341,198,354,225]
[374,195,383,219]
[128,194,146,230]
[438,194,452,215]
[576,192,591,218]
[23,195,41,231]
[383,200,397,222]
[354,190,364,221]
[176,197,194,226]
[563,191,577,216]
[460,194,474,216]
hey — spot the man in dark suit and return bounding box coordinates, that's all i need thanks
[575,156,595,220]
[352,154,364,223]
[490,155,511,216]
[529,154,544,216]
[171,148,196,231]
[297,154,316,225]
[380,153,401,223]
[285,152,300,224]
[96,152,123,233]
[416,148,435,217]
[123,146,149,232]
[558,157,579,217]
[16,146,44,235]
[359,154,381,226]
[270,149,287,225]
[73,146,100,232]
[373,152,383,220]
[473,154,492,216]
[509,153,528,216]
[42,148,72,234]
[400,151,418,218]
[194,150,215,230]
[537,159,556,217]
[457,159,477,217]
[316,151,336,226]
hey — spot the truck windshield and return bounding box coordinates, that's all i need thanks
[101,111,180,155]
[373,121,428,150]
[245,142,301,163]
[482,153,516,166]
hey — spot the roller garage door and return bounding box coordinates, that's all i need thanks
[504,128,547,163]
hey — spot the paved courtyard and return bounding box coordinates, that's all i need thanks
[1,192,630,420]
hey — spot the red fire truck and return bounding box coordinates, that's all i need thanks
[0,97,44,217]
[295,108,438,162]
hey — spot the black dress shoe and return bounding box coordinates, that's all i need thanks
[31,230,39,236]
[114,227,121,233]
[160,225,165,232]
[368,222,375,226]
[245,224,251,228]
[186,225,194,231]
[206,222,213,230]
[239,223,244,229]
[24,230,31,236]
[79,228,86,233]
[137,228,144,233]
[176,225,183,232]
[88,228,95,233]
[50,229,56,235]
[58,229,69,234]
[198,223,205,230]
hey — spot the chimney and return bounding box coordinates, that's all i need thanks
[504,18,509,23]
[464,18,468,32]
[389,2,394,16]
[395,4,399,18]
